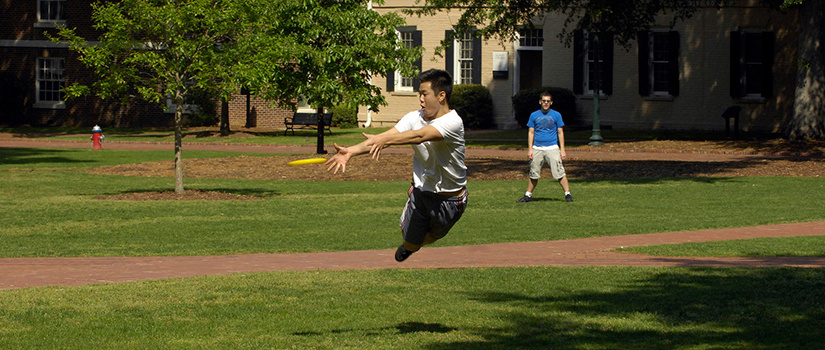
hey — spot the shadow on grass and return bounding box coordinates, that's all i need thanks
[292,322,455,337]
[431,268,825,349]
[0,147,86,167]
[467,156,823,183]
[97,187,281,199]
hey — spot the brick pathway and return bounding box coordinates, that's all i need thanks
[2,138,823,290]
[1,221,823,290]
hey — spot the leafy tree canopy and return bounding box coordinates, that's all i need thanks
[241,0,421,113]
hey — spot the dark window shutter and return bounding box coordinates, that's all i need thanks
[413,30,422,90]
[445,30,454,78]
[472,35,482,84]
[761,31,774,98]
[668,31,680,97]
[601,33,614,95]
[573,30,584,95]
[386,70,395,92]
[730,31,744,98]
[638,31,651,96]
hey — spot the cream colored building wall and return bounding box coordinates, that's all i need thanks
[361,2,518,129]
[542,3,798,132]
[364,1,798,133]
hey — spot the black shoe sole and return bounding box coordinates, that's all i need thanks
[395,244,413,262]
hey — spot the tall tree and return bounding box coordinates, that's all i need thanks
[54,0,420,194]
[241,0,421,153]
[783,0,825,140]
[54,0,250,193]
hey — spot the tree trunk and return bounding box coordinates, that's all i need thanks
[316,106,327,154]
[220,97,231,136]
[786,0,825,141]
[174,95,185,194]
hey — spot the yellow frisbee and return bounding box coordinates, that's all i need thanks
[288,158,327,166]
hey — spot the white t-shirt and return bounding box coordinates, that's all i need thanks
[394,109,467,193]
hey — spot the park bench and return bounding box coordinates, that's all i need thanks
[284,112,333,136]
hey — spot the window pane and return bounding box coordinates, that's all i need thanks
[460,61,472,84]
[745,64,762,94]
[651,32,671,93]
[39,0,65,21]
[37,58,66,102]
[744,33,763,63]
[459,34,473,59]
[519,29,543,47]
[400,31,415,88]
[457,32,473,84]
[743,32,764,95]
[652,32,669,61]
[653,62,669,91]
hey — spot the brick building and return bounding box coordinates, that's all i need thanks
[0,0,294,129]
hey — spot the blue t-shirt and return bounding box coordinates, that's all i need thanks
[527,109,565,147]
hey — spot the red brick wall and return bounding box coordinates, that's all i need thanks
[225,94,293,130]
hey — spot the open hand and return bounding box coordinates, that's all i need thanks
[325,143,352,174]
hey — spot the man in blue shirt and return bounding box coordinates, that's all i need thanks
[517,92,573,203]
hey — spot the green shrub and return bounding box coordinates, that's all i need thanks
[331,104,358,129]
[0,72,26,126]
[182,89,218,127]
[512,87,579,128]
[451,84,495,130]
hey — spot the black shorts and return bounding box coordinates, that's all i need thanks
[399,186,468,245]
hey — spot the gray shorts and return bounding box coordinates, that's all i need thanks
[399,186,468,245]
[530,148,566,180]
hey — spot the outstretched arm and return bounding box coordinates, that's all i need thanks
[325,128,401,174]
[364,125,443,159]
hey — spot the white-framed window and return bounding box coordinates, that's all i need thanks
[446,29,480,85]
[35,57,66,109]
[730,29,774,99]
[743,32,765,97]
[386,28,421,93]
[651,32,671,94]
[584,31,602,94]
[396,30,416,92]
[36,0,66,26]
[573,30,613,96]
[457,32,474,85]
[518,28,544,48]
[638,30,680,97]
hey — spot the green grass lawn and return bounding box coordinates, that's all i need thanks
[1,168,824,257]
[1,267,823,349]
[2,142,824,348]
[621,235,825,257]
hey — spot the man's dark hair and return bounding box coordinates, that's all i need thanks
[540,91,553,100]
[419,69,453,103]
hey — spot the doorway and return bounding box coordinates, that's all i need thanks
[518,50,543,90]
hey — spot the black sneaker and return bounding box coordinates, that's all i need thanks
[516,195,533,203]
[395,244,414,262]
[565,194,573,202]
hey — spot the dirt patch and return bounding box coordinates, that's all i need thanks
[83,144,824,200]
